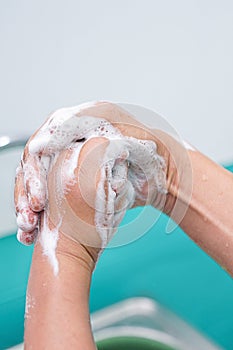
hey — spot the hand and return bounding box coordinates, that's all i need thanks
[46,136,133,259]
[14,101,191,247]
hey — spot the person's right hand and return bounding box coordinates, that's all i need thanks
[45,136,134,252]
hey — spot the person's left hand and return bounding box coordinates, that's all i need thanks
[14,101,171,249]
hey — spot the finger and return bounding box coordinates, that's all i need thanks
[23,154,48,212]
[14,164,39,232]
[28,107,92,156]
[17,228,38,246]
[113,159,135,220]
[26,110,60,156]
[23,110,88,211]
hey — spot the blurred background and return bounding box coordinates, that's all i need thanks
[1,1,233,349]
[1,0,233,163]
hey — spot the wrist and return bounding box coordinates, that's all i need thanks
[151,130,193,218]
[26,231,96,349]
[56,231,98,273]
[39,212,99,275]
[163,151,180,215]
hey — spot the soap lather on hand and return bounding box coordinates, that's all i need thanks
[14,102,169,258]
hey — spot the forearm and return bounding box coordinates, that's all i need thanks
[25,233,96,350]
[168,149,233,276]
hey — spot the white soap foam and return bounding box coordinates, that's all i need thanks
[29,103,116,155]
[22,154,48,211]
[94,136,167,247]
[94,139,133,246]
[17,228,36,245]
[21,105,167,272]
[39,212,61,276]
[25,293,36,320]
[16,195,38,232]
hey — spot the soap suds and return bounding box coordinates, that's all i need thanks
[25,293,35,319]
[19,104,167,274]
[39,213,61,276]
[61,142,83,195]
[16,195,38,232]
[94,136,167,247]
[17,228,36,245]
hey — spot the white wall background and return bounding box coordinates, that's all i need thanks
[0,0,233,163]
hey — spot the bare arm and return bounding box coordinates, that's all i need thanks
[14,102,233,349]
[166,149,233,276]
[25,231,96,350]
[24,147,233,350]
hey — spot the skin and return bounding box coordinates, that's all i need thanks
[175,152,233,275]
[14,102,233,349]
[25,233,95,349]
[15,101,191,243]
[23,137,108,349]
